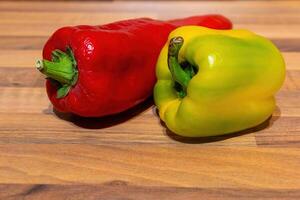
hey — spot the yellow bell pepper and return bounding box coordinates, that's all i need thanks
[154,26,285,137]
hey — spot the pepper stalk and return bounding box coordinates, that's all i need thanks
[36,47,78,98]
[168,37,194,98]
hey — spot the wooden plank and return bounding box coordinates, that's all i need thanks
[272,39,300,52]
[0,50,41,68]
[0,112,298,146]
[0,36,46,50]
[0,68,298,89]
[0,68,44,87]
[0,87,299,146]
[0,85,299,114]
[0,144,299,188]
[233,24,300,39]
[1,11,300,25]
[0,50,299,69]
[282,53,300,70]
[1,23,300,38]
[0,11,157,25]
[0,88,50,113]
[282,70,300,91]
[0,1,299,15]
[1,36,300,52]
[0,110,257,146]
[0,184,300,200]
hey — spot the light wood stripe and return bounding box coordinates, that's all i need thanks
[0,11,157,25]
[1,11,300,25]
[0,144,299,188]
[0,1,299,14]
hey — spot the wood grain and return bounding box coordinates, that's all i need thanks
[0,0,299,199]
[1,184,300,200]
[0,144,299,187]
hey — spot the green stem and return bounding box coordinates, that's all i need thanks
[168,37,191,98]
[36,47,78,98]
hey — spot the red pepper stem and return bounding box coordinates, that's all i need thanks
[168,37,191,97]
[36,47,78,98]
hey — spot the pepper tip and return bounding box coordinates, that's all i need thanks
[170,36,184,45]
[36,59,44,71]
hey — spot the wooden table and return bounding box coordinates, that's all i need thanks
[0,1,299,199]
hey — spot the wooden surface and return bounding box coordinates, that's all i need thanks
[0,0,300,199]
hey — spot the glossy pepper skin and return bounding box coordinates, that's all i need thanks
[37,15,232,117]
[154,26,285,137]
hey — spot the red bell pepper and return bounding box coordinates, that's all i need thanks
[37,15,232,117]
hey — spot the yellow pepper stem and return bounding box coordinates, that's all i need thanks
[168,37,192,98]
